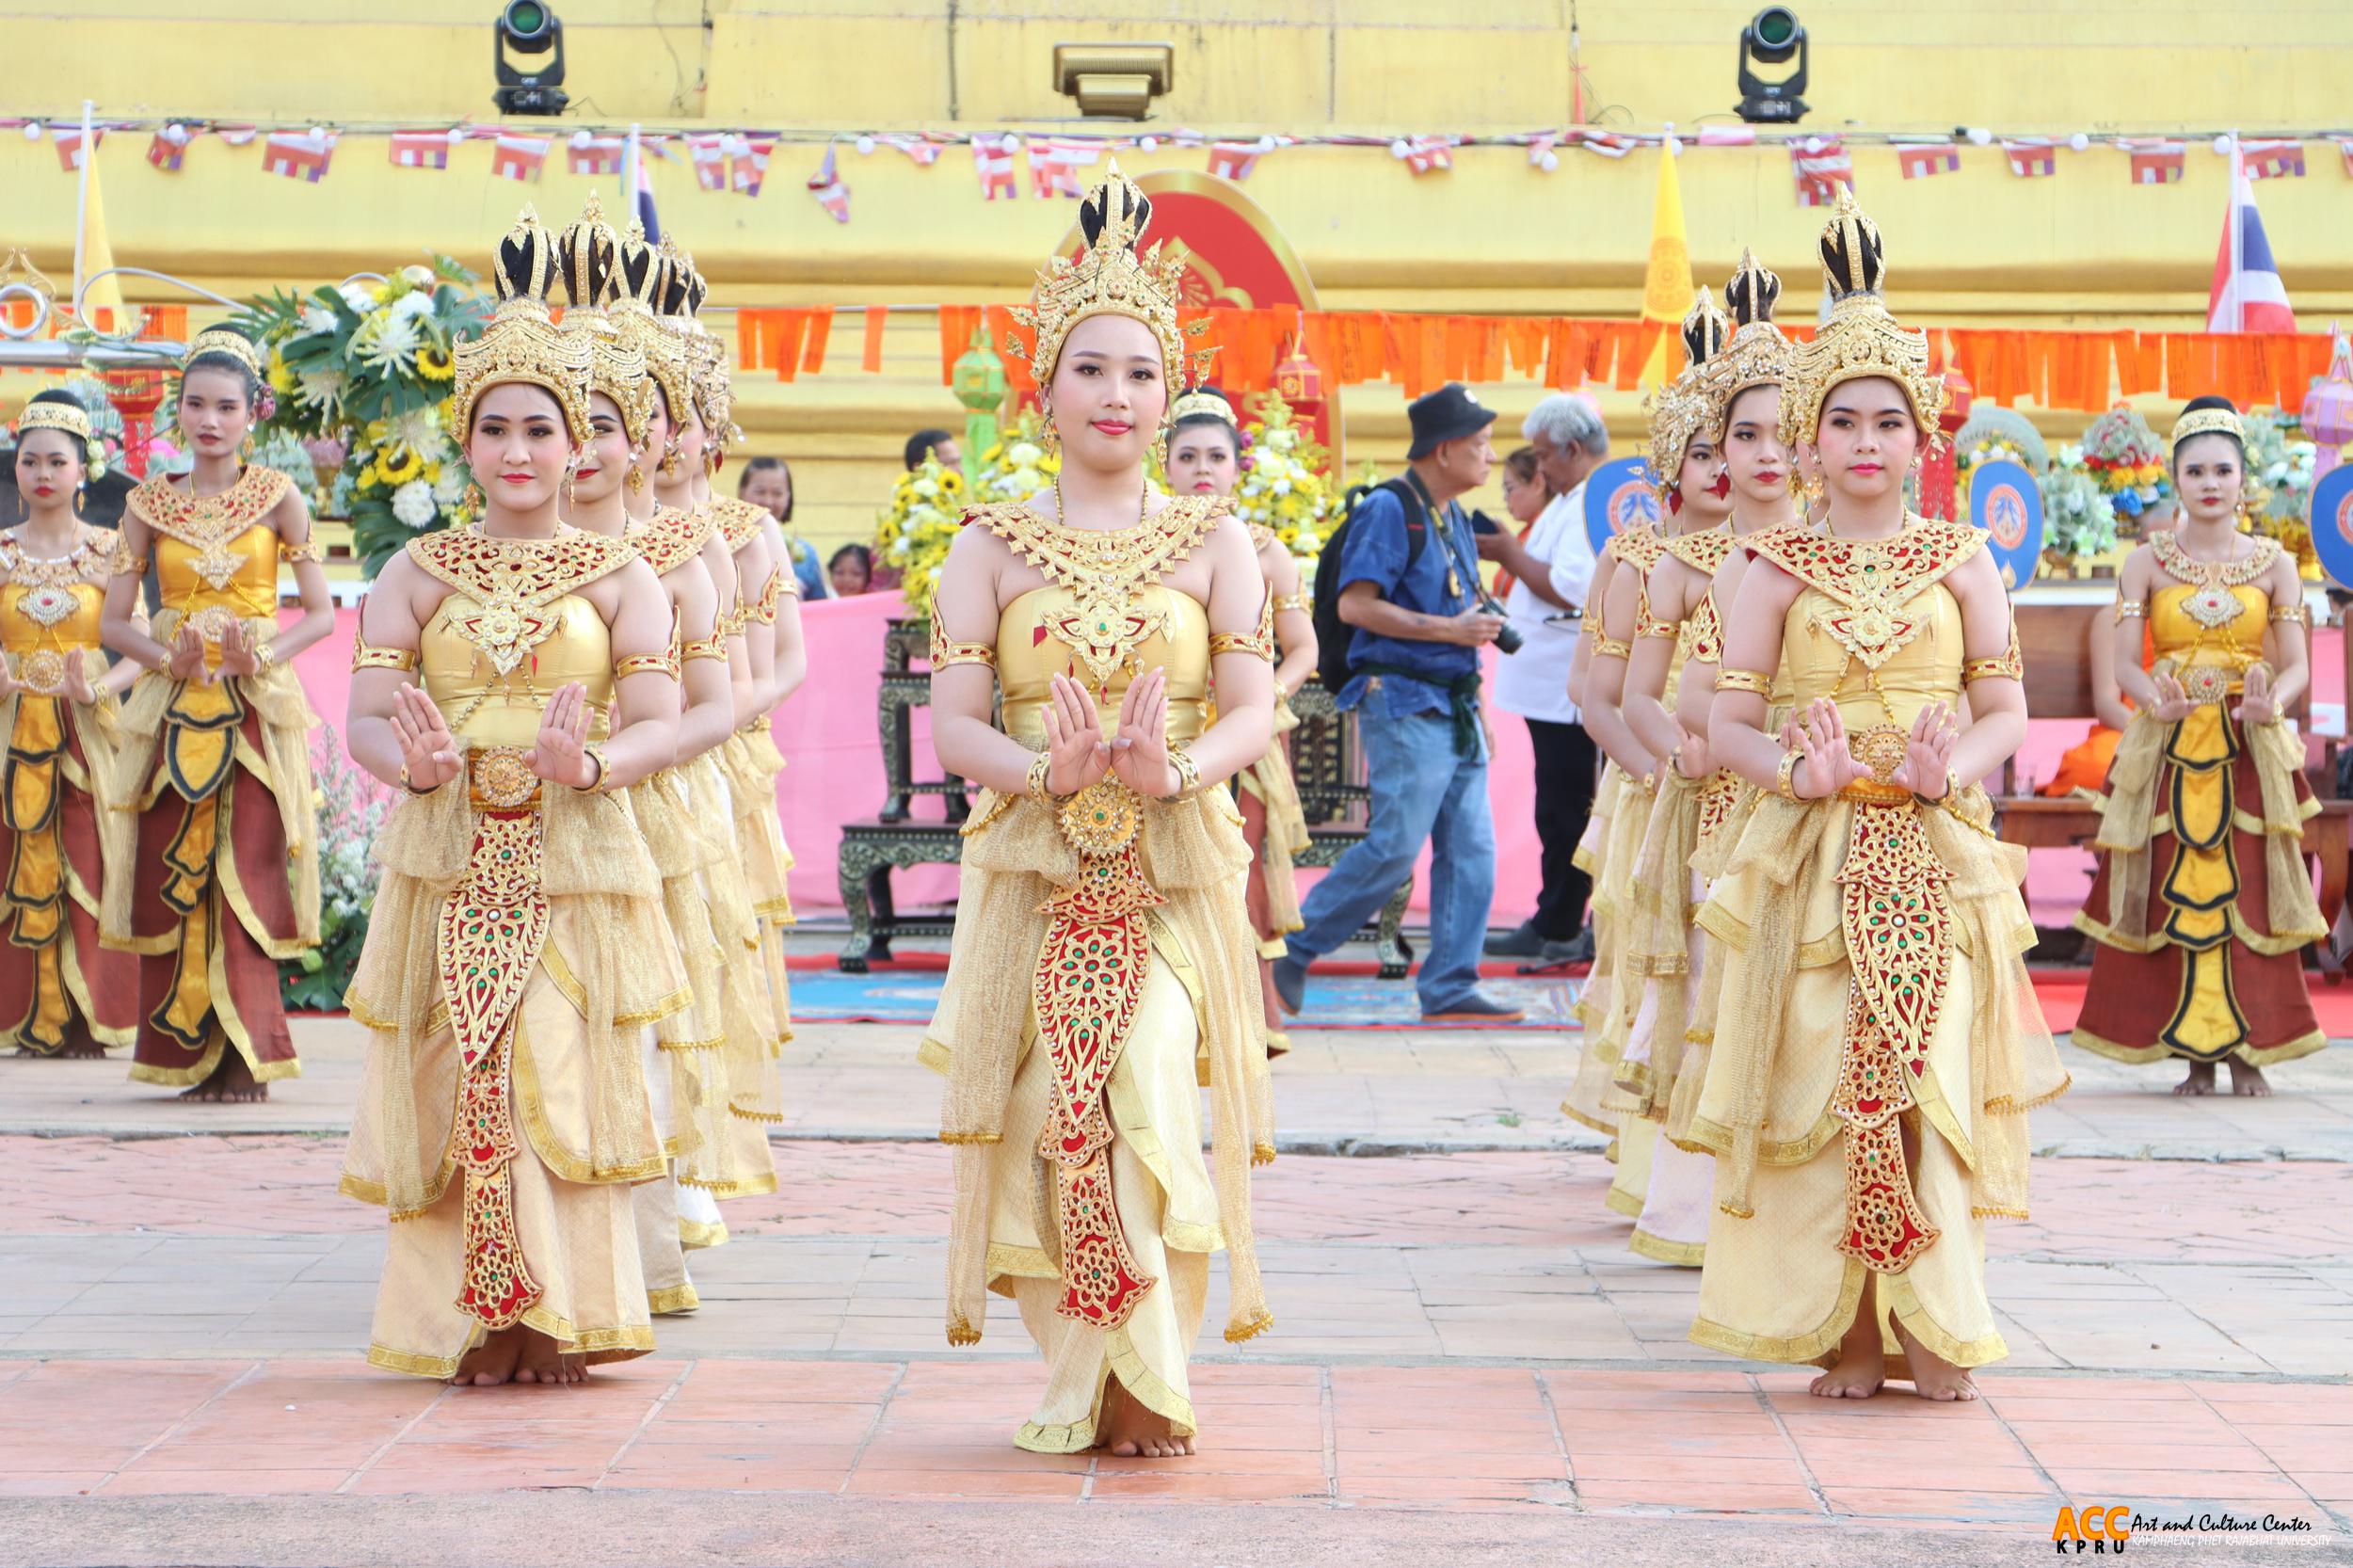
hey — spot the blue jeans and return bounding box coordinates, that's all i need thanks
[1288,705,1496,1013]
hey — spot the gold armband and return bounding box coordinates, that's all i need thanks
[2270,602,2310,626]
[353,639,417,673]
[616,649,680,680]
[124,554,152,576]
[751,568,786,625]
[1272,591,1312,614]
[1209,596,1277,661]
[929,616,999,671]
[1592,635,1631,661]
[279,537,325,565]
[1715,668,1771,696]
[2114,599,2147,622]
[680,633,729,664]
[1961,624,2024,685]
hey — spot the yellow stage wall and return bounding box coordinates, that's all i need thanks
[7,0,2352,554]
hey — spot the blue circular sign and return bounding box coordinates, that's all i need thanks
[1968,458,2044,590]
[2310,466,2353,591]
[1585,456,1661,557]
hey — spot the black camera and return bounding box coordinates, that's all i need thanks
[1463,510,1526,654]
[1491,616,1526,656]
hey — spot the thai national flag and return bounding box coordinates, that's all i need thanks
[623,131,662,243]
[2207,144,2295,334]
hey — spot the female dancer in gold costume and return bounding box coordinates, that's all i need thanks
[341,205,684,1384]
[2072,396,2325,1092]
[102,326,333,1100]
[3,392,140,1056]
[1561,295,1730,1221]
[1693,192,2067,1401]
[548,195,748,1315]
[1609,255,1803,1265]
[923,167,1276,1458]
[1166,387,1318,1051]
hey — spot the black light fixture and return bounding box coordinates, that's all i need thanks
[492,0,569,117]
[1735,7,1808,125]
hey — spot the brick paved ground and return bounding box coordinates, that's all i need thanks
[0,1004,2348,1565]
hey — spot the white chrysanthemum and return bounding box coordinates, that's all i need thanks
[389,290,439,326]
[338,282,377,313]
[298,305,337,337]
[432,464,470,505]
[384,406,446,458]
[391,478,439,529]
[354,312,421,376]
[295,368,346,413]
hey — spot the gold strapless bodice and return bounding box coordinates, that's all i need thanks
[2152,583,2266,676]
[156,522,278,622]
[421,590,614,749]
[997,583,1211,746]
[2,580,105,653]
[1784,581,1962,730]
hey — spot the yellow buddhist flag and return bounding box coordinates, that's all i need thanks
[1635,146,1695,390]
[76,148,127,331]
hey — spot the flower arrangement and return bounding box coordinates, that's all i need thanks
[1230,392,1341,572]
[968,409,1061,504]
[2039,443,2120,563]
[872,457,968,618]
[233,260,488,576]
[2241,409,2320,577]
[280,725,392,1012]
[2080,406,2172,521]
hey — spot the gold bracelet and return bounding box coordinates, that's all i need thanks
[1776,749,1802,803]
[572,744,611,793]
[1026,751,1056,801]
[254,640,279,673]
[1166,746,1205,801]
[397,761,436,796]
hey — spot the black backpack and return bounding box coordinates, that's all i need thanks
[1310,476,1429,697]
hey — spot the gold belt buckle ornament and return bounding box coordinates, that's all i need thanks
[1058,778,1141,857]
[2179,665,2232,708]
[1849,724,1910,786]
[15,648,67,696]
[186,604,239,646]
[470,745,540,810]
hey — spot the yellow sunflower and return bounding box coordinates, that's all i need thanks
[375,444,424,486]
[416,347,455,382]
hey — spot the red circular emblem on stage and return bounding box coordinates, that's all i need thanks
[1986,484,2029,551]
[1607,480,1659,536]
[2335,488,2353,550]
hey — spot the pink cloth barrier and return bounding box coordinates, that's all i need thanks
[288,599,2342,926]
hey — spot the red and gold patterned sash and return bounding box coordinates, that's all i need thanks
[129,467,291,554]
[711,495,767,552]
[627,504,716,578]
[1745,516,1983,675]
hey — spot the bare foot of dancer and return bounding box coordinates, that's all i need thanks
[1892,1318,1979,1402]
[2228,1060,2272,1096]
[2172,1060,2217,1096]
[178,1051,268,1103]
[1808,1277,1885,1400]
[1096,1377,1194,1458]
[513,1328,587,1385]
[450,1328,524,1387]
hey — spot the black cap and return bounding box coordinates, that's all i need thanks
[1406,382,1497,460]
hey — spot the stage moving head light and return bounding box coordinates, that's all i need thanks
[1736,7,1809,125]
[493,0,569,118]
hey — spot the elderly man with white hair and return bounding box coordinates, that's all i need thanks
[1480,392,1609,965]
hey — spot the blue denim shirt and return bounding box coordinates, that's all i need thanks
[1334,485,1482,719]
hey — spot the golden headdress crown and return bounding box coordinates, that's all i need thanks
[2169,402,2245,449]
[553,192,653,452]
[1779,187,1944,451]
[15,397,91,443]
[1171,388,1237,427]
[185,326,264,378]
[1015,162,1207,387]
[453,204,596,446]
[1702,248,1793,441]
[649,236,733,444]
[604,216,693,430]
[1646,288,1729,501]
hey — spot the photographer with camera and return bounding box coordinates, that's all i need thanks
[1276,384,1524,1022]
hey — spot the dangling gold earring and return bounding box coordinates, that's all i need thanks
[627,464,646,495]
[1151,425,1170,475]
[563,473,576,508]
[1038,403,1060,461]
[239,433,255,463]
[464,483,485,514]
[659,438,682,478]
